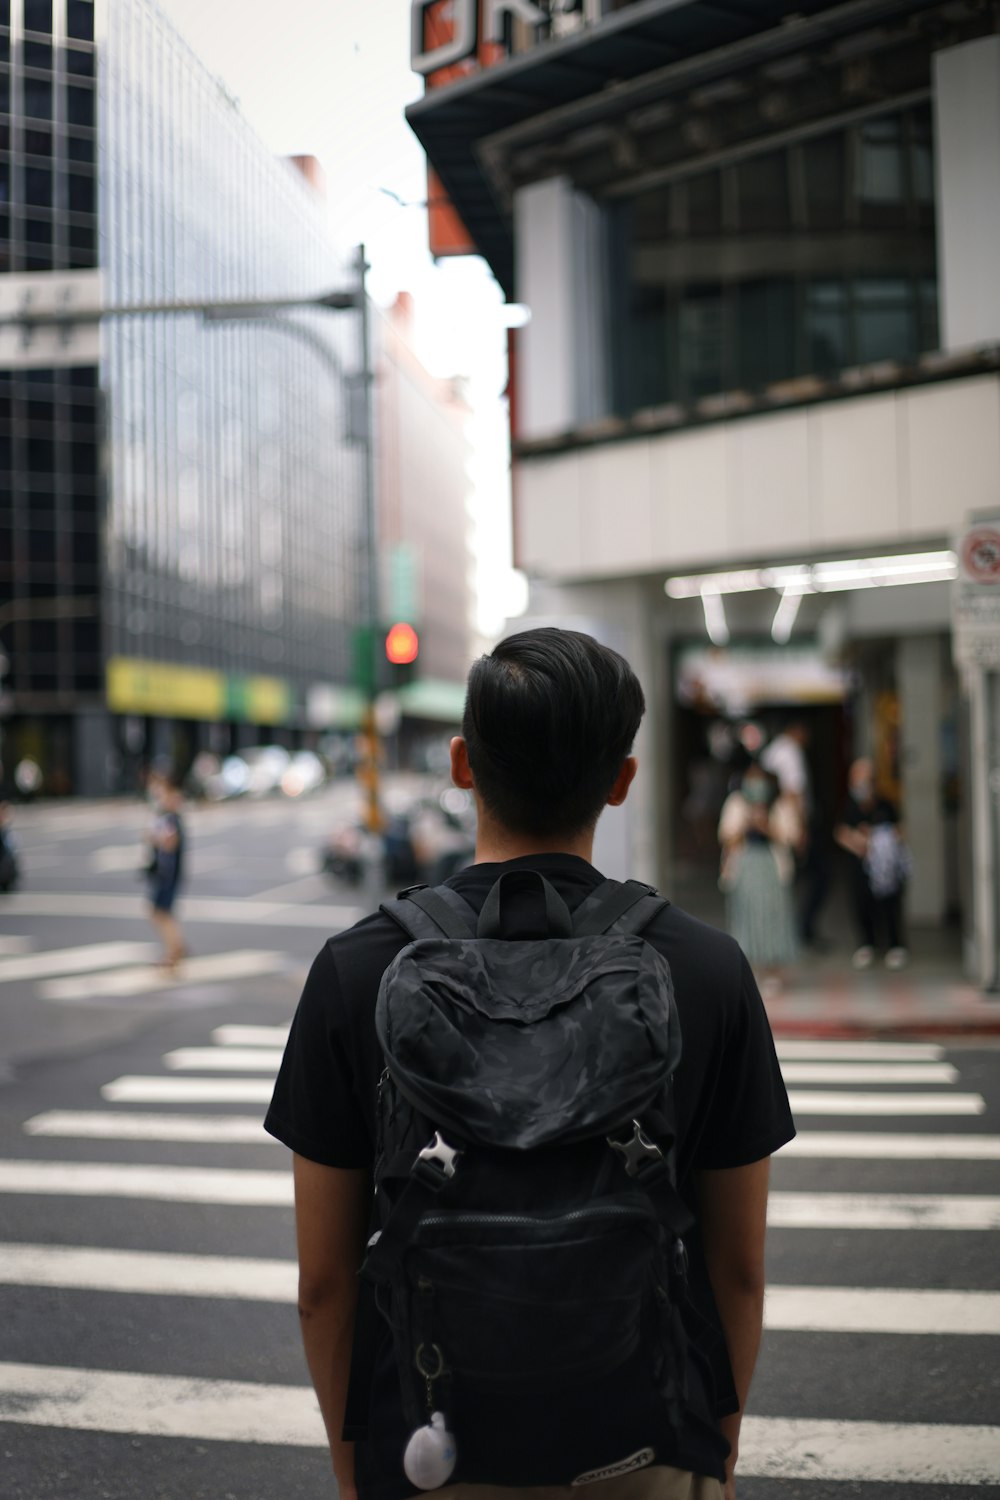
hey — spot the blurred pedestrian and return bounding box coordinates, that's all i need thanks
[761,719,830,949]
[835,758,910,970]
[0,773,18,893]
[718,762,800,995]
[143,769,187,968]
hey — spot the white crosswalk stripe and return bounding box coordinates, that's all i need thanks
[23,1110,274,1143]
[0,941,159,984]
[4,1245,999,1337]
[163,1047,284,1072]
[779,1130,1000,1159]
[42,950,288,1002]
[101,1075,274,1104]
[211,1024,289,1047]
[787,1089,985,1114]
[781,1061,959,1084]
[0,1160,291,1204]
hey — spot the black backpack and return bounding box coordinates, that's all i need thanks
[354,869,692,1488]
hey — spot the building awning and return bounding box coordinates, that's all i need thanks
[406,0,937,296]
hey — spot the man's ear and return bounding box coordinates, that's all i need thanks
[450,736,474,791]
[606,756,638,808]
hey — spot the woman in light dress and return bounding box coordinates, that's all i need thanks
[718,762,801,996]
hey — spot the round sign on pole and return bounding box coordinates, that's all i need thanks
[960,527,1000,585]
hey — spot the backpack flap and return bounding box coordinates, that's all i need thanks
[375,929,680,1151]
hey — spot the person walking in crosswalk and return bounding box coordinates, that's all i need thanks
[143,768,188,970]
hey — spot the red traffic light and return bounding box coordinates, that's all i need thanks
[385,622,419,666]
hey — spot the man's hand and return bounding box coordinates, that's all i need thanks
[293,1156,370,1491]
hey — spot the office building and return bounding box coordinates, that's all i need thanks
[0,0,367,792]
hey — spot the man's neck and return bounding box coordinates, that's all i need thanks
[473,819,595,867]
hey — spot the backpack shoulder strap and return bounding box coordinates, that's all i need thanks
[572,878,670,938]
[380,883,478,941]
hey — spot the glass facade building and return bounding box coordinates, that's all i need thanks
[1,0,366,792]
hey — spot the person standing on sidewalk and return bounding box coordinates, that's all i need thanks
[143,768,187,969]
[718,762,800,996]
[265,627,794,1500]
[835,757,910,970]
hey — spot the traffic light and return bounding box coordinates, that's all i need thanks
[382,621,419,687]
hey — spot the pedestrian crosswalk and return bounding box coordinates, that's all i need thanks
[1,1026,999,1491]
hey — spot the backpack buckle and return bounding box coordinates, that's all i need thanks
[608,1120,663,1178]
[415,1131,461,1184]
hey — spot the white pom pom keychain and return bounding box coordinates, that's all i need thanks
[403,1411,457,1490]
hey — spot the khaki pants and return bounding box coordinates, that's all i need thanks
[435,1470,724,1500]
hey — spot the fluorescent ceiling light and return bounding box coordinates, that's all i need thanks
[701,590,729,645]
[666,550,957,599]
[771,589,804,644]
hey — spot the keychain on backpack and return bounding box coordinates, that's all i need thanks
[403,1342,457,1489]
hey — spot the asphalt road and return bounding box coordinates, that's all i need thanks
[1,792,999,1498]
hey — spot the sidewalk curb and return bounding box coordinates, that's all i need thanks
[768,1015,1000,1041]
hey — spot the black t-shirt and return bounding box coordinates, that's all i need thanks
[837,794,898,855]
[265,854,795,1495]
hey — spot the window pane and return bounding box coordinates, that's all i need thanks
[736,151,789,232]
[0,157,8,204]
[24,165,52,207]
[23,76,53,119]
[24,216,51,245]
[806,280,851,372]
[67,171,94,214]
[858,116,903,202]
[67,134,94,164]
[736,280,796,388]
[910,105,934,206]
[23,0,52,33]
[24,127,53,156]
[678,285,725,399]
[854,277,915,363]
[67,1,95,42]
[686,170,721,235]
[803,134,845,230]
[66,48,95,77]
[23,40,53,69]
[66,85,94,128]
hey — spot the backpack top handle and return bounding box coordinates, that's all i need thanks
[477,869,574,940]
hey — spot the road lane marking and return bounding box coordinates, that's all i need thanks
[23,1111,275,1143]
[212,1025,289,1047]
[0,892,363,929]
[42,951,288,1001]
[163,1047,283,1073]
[768,1191,1000,1230]
[102,1075,274,1104]
[765,1285,1000,1334]
[0,942,158,984]
[0,1363,321,1446]
[0,1245,296,1300]
[776,1040,945,1061]
[779,1131,1000,1159]
[788,1091,985,1115]
[0,1160,291,1205]
[739,1416,1000,1484]
[3,1247,997,1336]
[781,1063,959,1085]
[0,1364,997,1480]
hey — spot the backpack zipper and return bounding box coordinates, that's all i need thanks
[419,1204,649,1231]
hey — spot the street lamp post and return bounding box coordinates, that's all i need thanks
[0,257,384,827]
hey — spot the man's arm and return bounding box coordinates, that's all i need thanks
[695,1156,771,1500]
[293,1154,370,1497]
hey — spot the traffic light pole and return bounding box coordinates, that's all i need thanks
[355,245,384,836]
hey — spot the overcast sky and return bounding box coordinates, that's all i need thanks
[157,0,522,637]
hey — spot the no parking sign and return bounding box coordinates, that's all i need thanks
[954,518,1000,668]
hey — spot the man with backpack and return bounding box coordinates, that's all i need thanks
[265,627,794,1500]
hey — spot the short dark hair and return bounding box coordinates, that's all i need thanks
[461,627,645,839]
